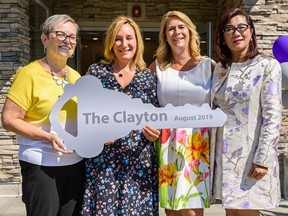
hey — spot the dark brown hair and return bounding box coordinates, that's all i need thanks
[215,8,259,68]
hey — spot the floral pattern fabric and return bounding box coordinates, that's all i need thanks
[156,58,213,210]
[158,128,210,209]
[211,54,282,209]
[81,63,159,216]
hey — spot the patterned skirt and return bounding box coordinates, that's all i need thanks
[158,127,210,210]
[81,135,159,216]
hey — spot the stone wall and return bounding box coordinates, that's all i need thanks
[0,0,29,185]
[243,0,288,55]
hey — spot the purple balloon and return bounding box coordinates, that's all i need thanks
[272,36,288,63]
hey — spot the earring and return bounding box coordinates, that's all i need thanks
[223,42,226,45]
[43,47,47,53]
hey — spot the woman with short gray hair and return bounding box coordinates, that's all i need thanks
[1,14,84,216]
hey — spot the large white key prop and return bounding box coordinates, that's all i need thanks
[50,76,227,158]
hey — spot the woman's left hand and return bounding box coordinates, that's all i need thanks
[248,163,268,180]
[105,140,115,146]
[142,125,160,142]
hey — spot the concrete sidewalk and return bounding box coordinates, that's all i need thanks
[0,196,287,216]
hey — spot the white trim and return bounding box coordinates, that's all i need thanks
[0,183,22,197]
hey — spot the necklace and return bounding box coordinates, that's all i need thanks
[44,58,68,88]
[118,71,130,78]
[113,66,134,78]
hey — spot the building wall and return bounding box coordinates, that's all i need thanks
[0,0,287,196]
[53,0,219,24]
[0,0,29,186]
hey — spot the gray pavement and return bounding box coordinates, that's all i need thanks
[0,196,287,216]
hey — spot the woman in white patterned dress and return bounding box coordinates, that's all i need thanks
[149,11,216,216]
[211,8,282,216]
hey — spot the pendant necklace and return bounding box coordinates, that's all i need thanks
[118,71,130,78]
[113,66,134,78]
[44,58,68,88]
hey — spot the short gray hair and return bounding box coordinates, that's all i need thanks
[40,14,80,36]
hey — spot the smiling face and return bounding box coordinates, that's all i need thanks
[165,16,190,51]
[223,15,253,60]
[113,23,137,64]
[42,21,78,59]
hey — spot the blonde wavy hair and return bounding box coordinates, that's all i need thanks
[156,11,201,70]
[101,15,146,70]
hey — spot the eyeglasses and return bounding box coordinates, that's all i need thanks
[51,31,79,44]
[223,23,250,35]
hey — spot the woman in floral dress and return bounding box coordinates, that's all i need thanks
[211,8,281,216]
[149,11,216,216]
[81,16,160,216]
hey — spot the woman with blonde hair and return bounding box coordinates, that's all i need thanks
[149,11,216,216]
[156,11,202,70]
[81,15,160,216]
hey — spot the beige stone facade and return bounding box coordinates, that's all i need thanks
[0,0,287,197]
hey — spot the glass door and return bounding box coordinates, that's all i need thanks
[198,22,213,58]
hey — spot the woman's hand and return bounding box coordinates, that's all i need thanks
[104,140,115,146]
[248,163,268,180]
[49,133,73,154]
[142,125,160,142]
[2,98,74,154]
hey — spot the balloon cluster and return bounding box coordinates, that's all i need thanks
[272,36,288,107]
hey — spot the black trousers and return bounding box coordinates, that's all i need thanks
[20,160,85,216]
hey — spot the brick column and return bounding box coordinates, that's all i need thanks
[0,0,30,187]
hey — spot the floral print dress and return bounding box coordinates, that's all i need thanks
[211,54,281,209]
[81,63,159,216]
[156,58,213,210]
